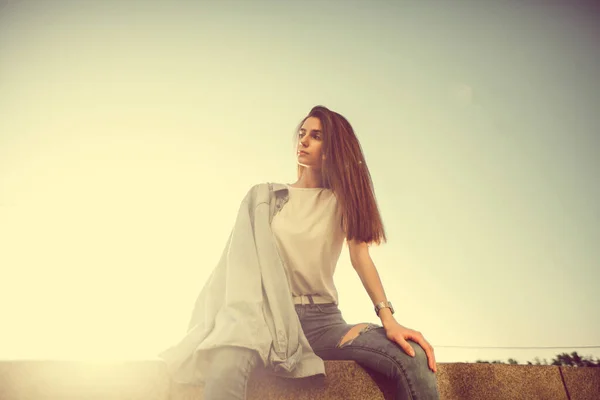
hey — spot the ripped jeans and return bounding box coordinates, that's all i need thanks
[203,301,440,400]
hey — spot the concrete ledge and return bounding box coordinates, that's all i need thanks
[0,360,170,400]
[560,366,600,400]
[436,363,568,400]
[1,360,599,400]
[171,360,394,400]
[172,362,600,400]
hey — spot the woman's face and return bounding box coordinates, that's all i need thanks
[297,116,324,170]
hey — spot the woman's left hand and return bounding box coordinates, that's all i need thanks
[384,320,437,372]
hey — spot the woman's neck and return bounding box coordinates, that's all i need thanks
[291,173,323,188]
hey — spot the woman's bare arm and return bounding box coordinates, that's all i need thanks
[347,239,396,327]
[347,238,437,371]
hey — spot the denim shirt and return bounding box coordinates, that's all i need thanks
[158,182,326,384]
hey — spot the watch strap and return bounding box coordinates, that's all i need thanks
[374,301,394,316]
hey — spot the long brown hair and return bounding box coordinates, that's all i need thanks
[294,105,387,246]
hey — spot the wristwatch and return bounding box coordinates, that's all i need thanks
[374,301,394,316]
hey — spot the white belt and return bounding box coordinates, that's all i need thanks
[292,294,333,305]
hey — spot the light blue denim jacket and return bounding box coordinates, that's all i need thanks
[158,182,326,384]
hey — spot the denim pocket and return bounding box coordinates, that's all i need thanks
[315,303,340,314]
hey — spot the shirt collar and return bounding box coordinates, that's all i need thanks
[272,183,289,193]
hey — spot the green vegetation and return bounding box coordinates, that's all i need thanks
[474,351,600,367]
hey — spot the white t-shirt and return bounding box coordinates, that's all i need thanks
[271,184,346,304]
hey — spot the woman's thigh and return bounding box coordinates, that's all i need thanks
[313,326,439,400]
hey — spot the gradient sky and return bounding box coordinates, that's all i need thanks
[1,0,598,365]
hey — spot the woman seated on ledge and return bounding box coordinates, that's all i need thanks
[160,105,439,400]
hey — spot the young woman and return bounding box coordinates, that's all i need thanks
[201,105,440,399]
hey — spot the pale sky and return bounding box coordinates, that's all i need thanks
[1,0,598,365]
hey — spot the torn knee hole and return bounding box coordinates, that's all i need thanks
[337,323,373,348]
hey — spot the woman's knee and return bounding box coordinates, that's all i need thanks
[408,341,429,365]
[403,341,436,375]
[400,342,439,395]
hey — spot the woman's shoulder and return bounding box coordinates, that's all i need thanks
[242,182,286,201]
[247,182,288,191]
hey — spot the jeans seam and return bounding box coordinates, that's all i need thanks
[241,351,256,400]
[316,344,417,400]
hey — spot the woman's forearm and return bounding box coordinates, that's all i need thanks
[351,254,396,327]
